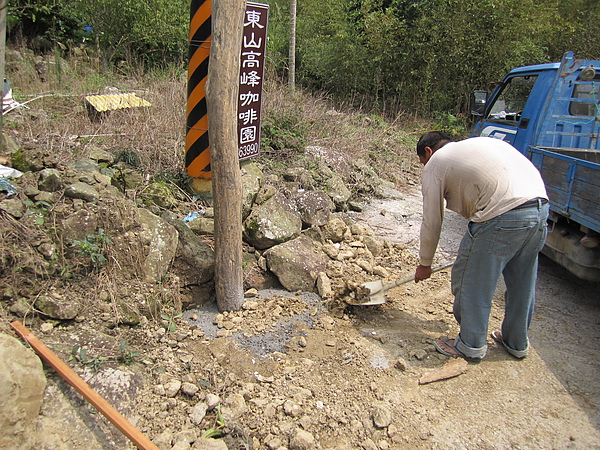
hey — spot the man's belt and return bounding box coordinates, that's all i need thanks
[513,197,548,210]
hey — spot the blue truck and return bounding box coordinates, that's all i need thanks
[471,51,600,281]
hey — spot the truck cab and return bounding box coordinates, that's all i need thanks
[471,51,600,281]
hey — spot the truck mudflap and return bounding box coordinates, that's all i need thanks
[529,146,600,281]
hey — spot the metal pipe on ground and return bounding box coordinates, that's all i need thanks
[10,321,159,450]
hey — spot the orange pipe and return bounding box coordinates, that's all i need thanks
[10,321,159,450]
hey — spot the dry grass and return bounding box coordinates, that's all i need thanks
[0,45,435,333]
[5,46,432,189]
[5,47,187,176]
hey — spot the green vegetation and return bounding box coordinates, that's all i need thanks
[71,229,111,269]
[161,312,183,333]
[6,0,600,122]
[69,344,109,370]
[201,406,225,439]
[68,340,146,370]
[261,106,308,154]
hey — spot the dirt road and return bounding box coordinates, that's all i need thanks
[349,188,600,448]
[30,188,600,449]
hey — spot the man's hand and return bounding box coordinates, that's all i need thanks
[415,264,432,282]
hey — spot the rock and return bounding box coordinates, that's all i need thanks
[164,216,215,287]
[292,189,335,227]
[244,288,258,297]
[243,192,302,250]
[0,333,47,450]
[143,182,180,209]
[241,160,264,219]
[38,168,63,192]
[205,393,221,410]
[137,208,179,283]
[182,382,199,396]
[40,322,54,333]
[411,349,428,361]
[64,181,99,203]
[173,429,197,446]
[372,265,390,278]
[254,184,277,205]
[322,217,348,243]
[192,437,229,449]
[317,164,352,210]
[35,294,82,320]
[61,209,99,242]
[284,400,303,417]
[362,438,379,450]
[316,272,333,297]
[152,430,173,449]
[394,358,409,371]
[114,168,145,190]
[0,198,25,218]
[190,402,208,425]
[71,158,99,173]
[372,404,393,428]
[34,190,55,204]
[264,234,330,292]
[290,429,316,449]
[89,147,115,164]
[115,300,142,326]
[221,393,246,421]
[165,379,182,397]
[186,217,215,235]
[290,386,313,400]
[363,235,384,256]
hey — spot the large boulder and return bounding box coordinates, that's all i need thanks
[241,160,264,220]
[243,193,302,250]
[291,189,335,228]
[61,209,99,242]
[263,234,330,292]
[316,163,351,210]
[165,215,215,287]
[0,333,47,450]
[136,209,179,283]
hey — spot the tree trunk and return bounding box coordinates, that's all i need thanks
[205,0,246,312]
[288,0,296,93]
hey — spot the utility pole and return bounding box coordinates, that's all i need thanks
[288,0,296,93]
[206,0,246,312]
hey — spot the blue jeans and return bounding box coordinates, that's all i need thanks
[451,200,549,359]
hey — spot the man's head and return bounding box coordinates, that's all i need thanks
[416,131,452,165]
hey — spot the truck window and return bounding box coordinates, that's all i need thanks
[488,75,537,123]
[570,76,600,116]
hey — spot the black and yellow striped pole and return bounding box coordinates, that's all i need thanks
[186,0,212,182]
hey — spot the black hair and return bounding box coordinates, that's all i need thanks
[416,131,453,157]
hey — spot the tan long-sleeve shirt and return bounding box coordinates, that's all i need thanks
[419,137,548,266]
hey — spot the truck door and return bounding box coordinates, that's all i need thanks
[471,73,543,153]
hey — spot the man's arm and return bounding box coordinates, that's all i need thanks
[416,171,445,281]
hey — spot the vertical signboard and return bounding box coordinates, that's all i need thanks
[238,2,269,161]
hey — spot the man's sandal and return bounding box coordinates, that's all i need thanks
[434,337,482,363]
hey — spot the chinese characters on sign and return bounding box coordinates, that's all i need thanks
[238,2,269,160]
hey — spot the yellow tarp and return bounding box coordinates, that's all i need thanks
[85,93,151,112]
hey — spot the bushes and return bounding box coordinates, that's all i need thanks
[261,106,308,154]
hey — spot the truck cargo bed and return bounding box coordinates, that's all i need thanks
[529,146,600,234]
